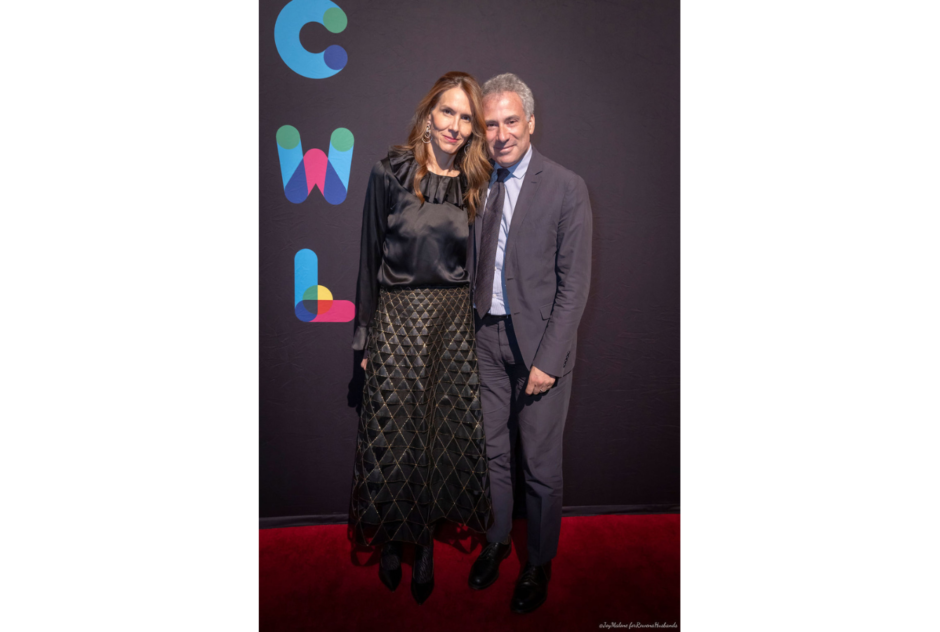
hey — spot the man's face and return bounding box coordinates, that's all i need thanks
[483,91,535,168]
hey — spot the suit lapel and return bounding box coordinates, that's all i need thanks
[474,212,483,265]
[504,146,544,264]
[470,211,483,286]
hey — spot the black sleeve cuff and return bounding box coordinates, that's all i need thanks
[351,325,371,351]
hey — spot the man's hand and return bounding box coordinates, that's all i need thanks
[360,357,368,370]
[525,365,556,396]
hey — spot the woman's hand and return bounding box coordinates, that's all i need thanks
[360,357,368,370]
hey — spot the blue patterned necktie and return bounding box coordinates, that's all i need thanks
[475,168,511,319]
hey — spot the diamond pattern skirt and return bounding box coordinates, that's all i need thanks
[349,285,493,547]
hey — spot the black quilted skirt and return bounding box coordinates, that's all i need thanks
[349,285,493,547]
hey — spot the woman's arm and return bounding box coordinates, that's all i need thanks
[352,160,389,355]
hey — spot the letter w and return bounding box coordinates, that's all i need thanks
[276,125,354,204]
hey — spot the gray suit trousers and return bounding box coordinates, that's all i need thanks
[475,313,572,566]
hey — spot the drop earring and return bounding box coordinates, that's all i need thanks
[422,123,431,143]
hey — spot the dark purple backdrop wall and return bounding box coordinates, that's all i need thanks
[260,0,679,525]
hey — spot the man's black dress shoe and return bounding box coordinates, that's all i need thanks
[411,541,434,605]
[468,540,512,590]
[510,561,551,614]
[378,541,402,592]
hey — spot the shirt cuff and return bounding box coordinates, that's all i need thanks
[351,325,371,351]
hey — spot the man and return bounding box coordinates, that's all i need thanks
[468,73,593,614]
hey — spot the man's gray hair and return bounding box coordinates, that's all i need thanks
[482,73,535,120]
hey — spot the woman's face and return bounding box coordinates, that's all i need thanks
[427,86,474,156]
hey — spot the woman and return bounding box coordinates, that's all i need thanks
[348,72,494,605]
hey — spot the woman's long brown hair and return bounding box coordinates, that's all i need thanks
[395,71,492,223]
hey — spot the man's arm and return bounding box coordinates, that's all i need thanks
[530,173,593,379]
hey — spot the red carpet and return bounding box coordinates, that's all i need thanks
[260,514,679,631]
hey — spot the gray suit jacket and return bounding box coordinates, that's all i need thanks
[469,146,593,377]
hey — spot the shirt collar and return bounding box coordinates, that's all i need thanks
[491,144,533,183]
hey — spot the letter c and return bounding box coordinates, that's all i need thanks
[274,0,347,79]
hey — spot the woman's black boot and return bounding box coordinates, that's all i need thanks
[378,541,403,591]
[411,538,435,604]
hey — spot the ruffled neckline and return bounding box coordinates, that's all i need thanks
[387,147,466,207]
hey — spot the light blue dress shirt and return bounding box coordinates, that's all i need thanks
[482,144,533,315]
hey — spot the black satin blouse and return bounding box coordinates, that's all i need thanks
[352,148,471,350]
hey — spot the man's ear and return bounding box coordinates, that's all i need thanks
[528,114,536,135]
